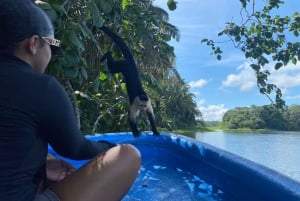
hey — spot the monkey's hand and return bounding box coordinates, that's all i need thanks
[153,130,160,136]
[132,130,141,138]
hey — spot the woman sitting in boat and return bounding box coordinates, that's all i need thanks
[0,0,141,201]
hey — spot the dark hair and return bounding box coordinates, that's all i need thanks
[139,93,149,101]
[0,0,54,54]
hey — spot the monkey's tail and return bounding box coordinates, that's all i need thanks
[100,26,135,63]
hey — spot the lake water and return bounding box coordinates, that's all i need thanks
[194,130,300,183]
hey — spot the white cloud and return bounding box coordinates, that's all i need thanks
[191,91,200,96]
[218,53,246,65]
[269,63,300,89]
[189,79,207,88]
[197,100,228,121]
[197,99,205,106]
[221,62,300,93]
[202,52,246,67]
[285,94,300,100]
[221,62,256,91]
[270,73,300,88]
[275,63,300,73]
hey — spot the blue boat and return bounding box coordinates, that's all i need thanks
[48,133,300,201]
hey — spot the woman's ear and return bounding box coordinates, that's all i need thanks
[25,35,40,55]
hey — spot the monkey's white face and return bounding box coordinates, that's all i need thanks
[139,101,148,112]
[132,96,150,113]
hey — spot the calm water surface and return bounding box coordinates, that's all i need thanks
[195,130,300,182]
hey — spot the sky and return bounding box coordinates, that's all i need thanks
[153,0,300,121]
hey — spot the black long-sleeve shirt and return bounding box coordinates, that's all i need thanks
[0,55,109,201]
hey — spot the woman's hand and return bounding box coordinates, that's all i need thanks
[46,158,76,182]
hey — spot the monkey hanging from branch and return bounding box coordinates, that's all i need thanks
[100,26,160,137]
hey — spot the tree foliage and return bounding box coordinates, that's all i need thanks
[222,105,300,131]
[36,0,200,134]
[202,0,300,108]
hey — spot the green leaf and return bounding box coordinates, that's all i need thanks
[88,2,103,28]
[75,23,91,39]
[80,67,88,80]
[51,4,67,16]
[99,73,107,81]
[96,0,113,13]
[121,82,127,92]
[274,62,283,70]
[167,0,177,11]
[250,64,260,71]
[92,78,100,93]
[201,39,208,43]
[293,30,299,37]
[61,50,80,65]
[259,88,266,94]
[64,67,79,79]
[122,0,129,10]
[240,0,247,8]
[36,1,57,22]
[68,31,85,52]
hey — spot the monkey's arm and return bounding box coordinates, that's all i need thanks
[146,103,160,136]
[101,51,129,74]
[128,105,141,137]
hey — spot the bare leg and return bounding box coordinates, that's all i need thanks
[51,144,141,201]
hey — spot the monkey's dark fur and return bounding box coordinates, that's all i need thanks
[100,26,159,137]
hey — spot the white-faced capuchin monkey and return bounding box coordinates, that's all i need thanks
[100,26,160,137]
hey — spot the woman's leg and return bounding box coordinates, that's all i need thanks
[51,144,141,201]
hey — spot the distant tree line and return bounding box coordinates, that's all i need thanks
[222,105,300,131]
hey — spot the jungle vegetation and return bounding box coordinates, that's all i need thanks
[222,105,300,131]
[36,0,201,134]
[37,0,300,134]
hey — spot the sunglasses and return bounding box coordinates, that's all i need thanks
[39,36,61,54]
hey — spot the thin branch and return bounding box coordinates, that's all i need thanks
[92,99,125,134]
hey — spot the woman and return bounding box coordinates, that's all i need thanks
[0,1,141,201]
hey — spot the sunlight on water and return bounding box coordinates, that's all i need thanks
[196,131,300,182]
[123,164,229,201]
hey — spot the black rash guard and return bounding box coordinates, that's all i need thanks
[0,55,111,201]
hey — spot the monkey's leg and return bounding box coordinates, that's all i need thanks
[128,108,141,137]
[146,107,160,136]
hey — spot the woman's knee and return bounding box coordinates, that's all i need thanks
[111,144,141,169]
[50,144,141,201]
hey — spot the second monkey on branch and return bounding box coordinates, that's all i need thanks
[100,26,160,137]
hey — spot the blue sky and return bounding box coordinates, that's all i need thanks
[153,0,300,121]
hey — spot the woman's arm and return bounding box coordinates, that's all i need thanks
[40,77,113,160]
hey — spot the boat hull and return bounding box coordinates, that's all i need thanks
[48,133,300,201]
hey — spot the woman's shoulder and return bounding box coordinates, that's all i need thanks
[24,69,60,90]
